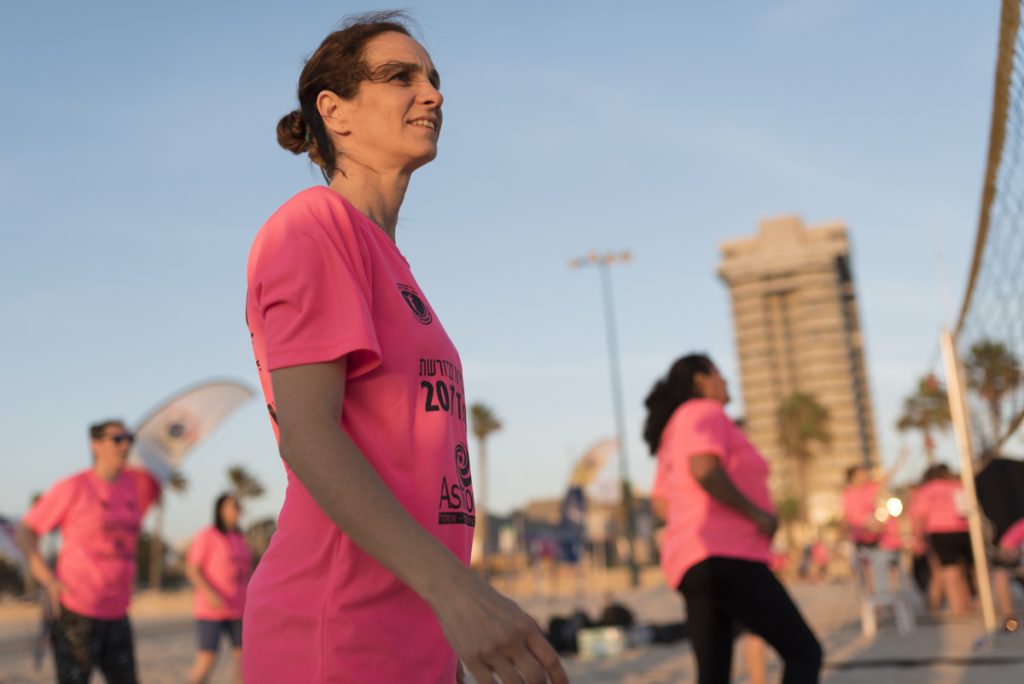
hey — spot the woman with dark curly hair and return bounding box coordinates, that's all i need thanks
[645,354,822,684]
[244,12,565,684]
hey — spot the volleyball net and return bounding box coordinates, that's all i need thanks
[954,0,1024,452]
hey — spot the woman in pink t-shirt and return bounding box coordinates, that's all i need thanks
[910,464,973,614]
[185,494,252,684]
[243,12,565,684]
[645,354,822,684]
[16,418,160,684]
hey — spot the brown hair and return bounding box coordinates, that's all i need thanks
[277,11,415,180]
[642,354,715,454]
[89,419,126,441]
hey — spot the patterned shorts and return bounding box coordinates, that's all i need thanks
[50,607,138,684]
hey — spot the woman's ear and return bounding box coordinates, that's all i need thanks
[317,90,351,137]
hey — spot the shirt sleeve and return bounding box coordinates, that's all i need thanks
[1000,518,1024,550]
[251,212,382,378]
[676,401,732,461]
[128,469,162,514]
[187,530,210,567]
[652,453,671,501]
[22,477,77,536]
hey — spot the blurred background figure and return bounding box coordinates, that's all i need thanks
[185,493,252,684]
[646,354,822,684]
[841,450,906,598]
[909,464,973,615]
[15,419,161,684]
[974,449,1024,631]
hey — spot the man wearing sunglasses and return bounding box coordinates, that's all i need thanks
[17,419,162,684]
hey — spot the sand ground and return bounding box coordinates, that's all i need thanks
[1,567,1022,683]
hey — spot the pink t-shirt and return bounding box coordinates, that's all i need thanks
[23,468,160,619]
[244,187,473,684]
[842,481,881,544]
[911,479,968,534]
[652,399,775,589]
[187,526,252,620]
[999,518,1024,550]
[879,516,903,551]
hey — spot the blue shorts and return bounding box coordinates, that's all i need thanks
[196,619,242,652]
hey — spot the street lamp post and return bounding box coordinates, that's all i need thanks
[569,250,640,587]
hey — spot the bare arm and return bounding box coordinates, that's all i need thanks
[271,360,566,684]
[876,446,909,488]
[651,496,668,522]
[15,524,63,617]
[690,454,777,538]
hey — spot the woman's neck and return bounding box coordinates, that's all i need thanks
[328,162,411,241]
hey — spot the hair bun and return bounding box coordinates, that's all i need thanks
[276,110,308,154]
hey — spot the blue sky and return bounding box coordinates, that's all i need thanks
[0,1,1002,543]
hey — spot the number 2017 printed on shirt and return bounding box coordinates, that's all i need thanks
[421,380,465,421]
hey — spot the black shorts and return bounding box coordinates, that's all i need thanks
[196,619,243,652]
[930,532,973,566]
[51,607,137,684]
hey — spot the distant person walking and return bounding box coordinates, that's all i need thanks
[16,419,161,684]
[646,354,822,684]
[243,12,565,684]
[185,494,251,684]
[909,464,972,614]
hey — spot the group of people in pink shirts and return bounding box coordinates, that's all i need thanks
[844,457,1024,628]
[13,9,1024,684]
[16,418,253,684]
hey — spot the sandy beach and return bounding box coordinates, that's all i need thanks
[1,568,1022,683]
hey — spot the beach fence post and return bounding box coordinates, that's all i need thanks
[939,327,997,633]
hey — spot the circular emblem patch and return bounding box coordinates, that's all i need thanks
[397,283,432,325]
[455,443,472,488]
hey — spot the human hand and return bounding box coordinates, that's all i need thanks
[44,582,64,619]
[205,589,225,611]
[751,509,779,539]
[433,570,568,684]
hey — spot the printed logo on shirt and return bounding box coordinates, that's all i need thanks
[419,358,466,422]
[398,283,433,325]
[438,442,475,527]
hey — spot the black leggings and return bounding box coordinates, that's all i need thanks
[679,557,823,684]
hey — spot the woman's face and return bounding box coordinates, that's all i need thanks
[324,32,443,174]
[221,497,240,529]
[695,365,730,405]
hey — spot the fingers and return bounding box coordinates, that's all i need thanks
[524,626,569,684]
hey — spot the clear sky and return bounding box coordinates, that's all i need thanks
[0,1,1003,544]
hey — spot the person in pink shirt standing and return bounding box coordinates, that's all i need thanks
[910,464,972,614]
[15,419,161,684]
[842,452,906,597]
[645,354,822,684]
[243,12,565,684]
[185,494,252,684]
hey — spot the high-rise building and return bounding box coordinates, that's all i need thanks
[718,215,878,525]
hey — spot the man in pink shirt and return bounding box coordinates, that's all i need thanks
[16,419,161,684]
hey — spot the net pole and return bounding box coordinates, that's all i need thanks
[939,328,997,633]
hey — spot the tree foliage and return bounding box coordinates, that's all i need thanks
[896,374,951,464]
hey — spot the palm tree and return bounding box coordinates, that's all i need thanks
[896,374,951,465]
[469,403,502,573]
[965,339,1021,445]
[227,465,265,503]
[777,392,831,523]
[149,469,188,590]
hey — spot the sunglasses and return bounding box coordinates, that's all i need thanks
[106,433,136,445]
